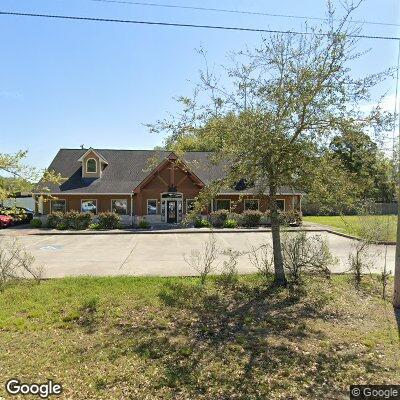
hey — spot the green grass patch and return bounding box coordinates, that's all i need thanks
[0,275,398,399]
[303,215,397,241]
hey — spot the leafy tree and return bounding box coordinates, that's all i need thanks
[330,129,396,202]
[0,150,62,203]
[149,3,393,285]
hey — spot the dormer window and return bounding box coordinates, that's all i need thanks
[78,148,108,178]
[86,158,97,173]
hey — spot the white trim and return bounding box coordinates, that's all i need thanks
[185,199,195,213]
[50,199,66,213]
[276,199,285,211]
[244,199,260,211]
[78,148,108,164]
[147,199,158,215]
[215,199,231,212]
[86,158,98,173]
[81,199,98,214]
[111,198,128,215]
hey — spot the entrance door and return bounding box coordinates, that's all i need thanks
[167,201,177,223]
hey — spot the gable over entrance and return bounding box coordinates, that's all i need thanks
[133,153,205,222]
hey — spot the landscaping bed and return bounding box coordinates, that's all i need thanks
[0,275,398,399]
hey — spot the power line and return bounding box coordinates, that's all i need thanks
[87,0,400,29]
[1,10,399,41]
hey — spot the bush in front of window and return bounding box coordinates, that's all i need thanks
[138,219,150,229]
[209,210,230,228]
[30,218,42,228]
[241,210,263,227]
[194,218,211,228]
[47,212,64,228]
[97,212,121,230]
[260,211,271,226]
[223,219,238,228]
[278,210,303,226]
[89,223,101,230]
[62,211,92,230]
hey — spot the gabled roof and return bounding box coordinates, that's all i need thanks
[36,148,303,195]
[132,152,205,193]
[37,149,226,194]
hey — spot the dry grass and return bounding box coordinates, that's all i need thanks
[0,275,399,399]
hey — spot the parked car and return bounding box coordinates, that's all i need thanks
[0,215,13,228]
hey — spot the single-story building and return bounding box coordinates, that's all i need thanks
[34,148,302,224]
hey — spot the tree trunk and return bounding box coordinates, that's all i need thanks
[393,194,400,307]
[269,187,287,286]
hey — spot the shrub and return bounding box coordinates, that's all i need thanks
[241,210,263,227]
[47,212,63,228]
[64,211,92,230]
[282,232,334,287]
[56,222,68,230]
[138,219,150,229]
[224,219,238,228]
[97,212,121,230]
[194,218,211,228]
[228,212,242,224]
[280,210,302,226]
[260,211,271,226]
[30,218,42,228]
[209,210,230,228]
[89,223,101,230]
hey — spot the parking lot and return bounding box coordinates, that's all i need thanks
[1,230,394,278]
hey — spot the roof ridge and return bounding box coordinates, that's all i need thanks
[59,148,213,153]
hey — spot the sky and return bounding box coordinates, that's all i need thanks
[1,0,400,169]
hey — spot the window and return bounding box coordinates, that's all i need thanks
[215,199,231,211]
[147,199,157,215]
[186,199,195,213]
[276,199,285,211]
[111,199,127,215]
[81,199,97,214]
[51,199,66,213]
[244,199,259,211]
[86,158,97,173]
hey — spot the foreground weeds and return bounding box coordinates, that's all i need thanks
[0,275,398,399]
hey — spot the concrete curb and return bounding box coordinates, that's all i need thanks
[2,227,317,236]
[1,226,395,245]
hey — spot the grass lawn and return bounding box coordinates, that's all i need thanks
[0,275,399,399]
[303,215,397,241]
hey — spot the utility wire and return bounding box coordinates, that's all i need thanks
[86,0,400,29]
[1,10,400,41]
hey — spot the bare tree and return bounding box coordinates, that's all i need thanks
[0,237,43,291]
[184,234,219,285]
[248,244,274,279]
[282,232,334,285]
[219,248,241,286]
[343,214,385,288]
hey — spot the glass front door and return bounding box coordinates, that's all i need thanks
[167,201,177,223]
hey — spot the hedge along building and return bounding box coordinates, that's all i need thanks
[34,148,302,224]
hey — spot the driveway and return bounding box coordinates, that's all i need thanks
[2,231,394,278]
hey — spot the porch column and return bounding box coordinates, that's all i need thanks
[38,195,44,214]
[130,194,134,225]
[136,193,143,216]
